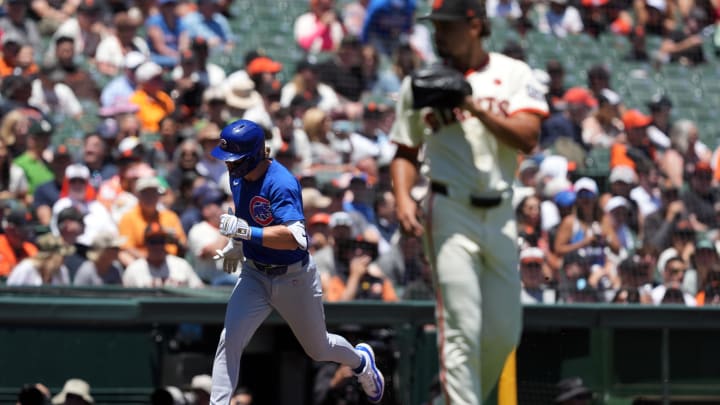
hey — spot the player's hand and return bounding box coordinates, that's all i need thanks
[219,208,251,239]
[396,197,424,237]
[213,238,244,273]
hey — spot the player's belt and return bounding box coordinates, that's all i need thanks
[249,256,309,276]
[430,181,505,208]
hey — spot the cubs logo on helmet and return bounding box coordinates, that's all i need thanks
[249,196,273,226]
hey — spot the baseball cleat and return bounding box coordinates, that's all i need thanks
[355,343,384,403]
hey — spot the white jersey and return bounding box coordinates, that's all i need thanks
[391,53,548,196]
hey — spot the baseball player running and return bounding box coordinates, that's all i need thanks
[390,1,548,404]
[210,119,384,404]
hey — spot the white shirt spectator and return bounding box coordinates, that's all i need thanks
[538,3,583,37]
[486,0,522,18]
[73,260,124,286]
[30,78,83,118]
[280,81,341,113]
[51,198,118,247]
[95,36,150,73]
[123,255,204,288]
[187,220,230,283]
[6,259,70,286]
[651,284,697,306]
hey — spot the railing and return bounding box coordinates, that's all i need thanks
[1,287,720,404]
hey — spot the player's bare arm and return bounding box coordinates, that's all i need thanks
[463,99,542,154]
[390,144,424,237]
[253,224,306,251]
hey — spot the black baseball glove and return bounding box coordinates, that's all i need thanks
[410,64,473,110]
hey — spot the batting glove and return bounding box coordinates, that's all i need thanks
[213,238,244,273]
[219,208,251,240]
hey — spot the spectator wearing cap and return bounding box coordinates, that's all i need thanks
[687,238,720,297]
[313,211,355,293]
[29,63,83,119]
[117,175,187,267]
[554,376,593,404]
[12,118,55,195]
[605,165,637,202]
[325,229,398,302]
[189,374,212,405]
[361,0,415,57]
[280,58,341,113]
[604,196,640,260]
[661,119,712,188]
[544,60,566,113]
[187,185,237,285]
[586,64,611,99]
[656,218,695,280]
[73,230,124,286]
[51,378,95,405]
[32,143,71,227]
[343,174,377,224]
[222,71,272,129]
[554,177,620,268]
[202,86,229,129]
[646,94,673,148]
[0,32,38,78]
[182,0,235,53]
[195,121,228,184]
[47,35,100,101]
[614,253,654,304]
[643,182,685,254]
[0,135,28,202]
[610,109,654,170]
[95,12,150,77]
[540,87,596,150]
[0,207,38,278]
[145,0,190,68]
[373,190,399,252]
[538,0,584,37]
[581,88,622,148]
[681,161,718,230]
[557,251,601,303]
[55,206,90,281]
[100,51,146,108]
[50,164,117,247]
[308,212,331,253]
[519,247,552,304]
[651,256,696,305]
[0,0,41,53]
[129,61,175,133]
[6,233,74,286]
[294,0,345,53]
[355,99,396,165]
[246,54,283,96]
[123,222,203,287]
[629,158,661,219]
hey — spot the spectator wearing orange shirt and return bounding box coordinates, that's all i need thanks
[0,33,38,78]
[0,207,38,278]
[117,176,186,267]
[129,61,175,133]
[610,109,655,169]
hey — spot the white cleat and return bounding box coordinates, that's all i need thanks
[355,343,385,403]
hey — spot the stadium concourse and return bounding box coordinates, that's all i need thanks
[2,0,720,404]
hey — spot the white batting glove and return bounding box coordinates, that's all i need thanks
[213,238,244,273]
[219,207,251,240]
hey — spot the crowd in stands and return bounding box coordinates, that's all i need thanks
[15,375,253,405]
[0,0,719,309]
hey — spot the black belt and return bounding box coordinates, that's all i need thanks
[251,256,309,276]
[430,181,504,208]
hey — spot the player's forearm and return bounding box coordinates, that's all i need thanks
[470,110,541,154]
[390,145,419,202]
[251,225,303,251]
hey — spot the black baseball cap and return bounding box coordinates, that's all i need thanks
[419,0,485,21]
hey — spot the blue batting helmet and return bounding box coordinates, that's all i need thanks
[211,119,265,177]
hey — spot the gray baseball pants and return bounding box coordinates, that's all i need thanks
[210,258,362,404]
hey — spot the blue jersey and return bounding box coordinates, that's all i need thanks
[230,161,307,265]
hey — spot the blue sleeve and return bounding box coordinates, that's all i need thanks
[269,178,305,224]
[360,0,385,43]
[217,15,234,42]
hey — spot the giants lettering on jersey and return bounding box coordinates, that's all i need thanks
[475,97,510,116]
[249,196,274,226]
